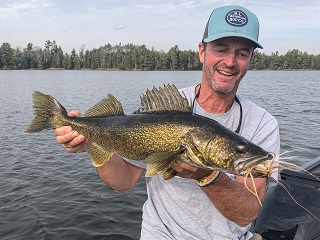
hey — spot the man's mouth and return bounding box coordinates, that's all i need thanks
[217,69,237,77]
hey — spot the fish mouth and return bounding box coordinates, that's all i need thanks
[234,153,274,176]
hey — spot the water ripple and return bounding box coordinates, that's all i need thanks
[1,70,319,239]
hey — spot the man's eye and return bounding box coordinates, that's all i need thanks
[238,52,250,59]
[214,49,227,55]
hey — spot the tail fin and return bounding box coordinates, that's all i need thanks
[24,91,68,134]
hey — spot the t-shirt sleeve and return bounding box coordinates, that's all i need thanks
[251,116,280,155]
[123,157,147,169]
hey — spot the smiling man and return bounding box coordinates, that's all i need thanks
[55,5,280,240]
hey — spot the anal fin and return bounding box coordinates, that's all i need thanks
[86,142,113,167]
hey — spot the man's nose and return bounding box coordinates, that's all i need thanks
[224,53,237,67]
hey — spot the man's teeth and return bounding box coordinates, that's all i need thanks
[218,70,233,76]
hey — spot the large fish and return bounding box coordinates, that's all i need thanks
[24,85,274,179]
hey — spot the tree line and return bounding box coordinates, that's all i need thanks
[1,41,320,70]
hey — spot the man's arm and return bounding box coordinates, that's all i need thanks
[202,173,266,226]
[96,154,145,193]
[171,160,265,227]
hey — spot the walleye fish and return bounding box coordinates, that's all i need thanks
[24,85,274,179]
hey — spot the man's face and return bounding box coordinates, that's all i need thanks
[199,37,254,95]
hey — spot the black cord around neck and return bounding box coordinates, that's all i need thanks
[234,96,242,134]
[192,84,201,110]
[192,85,242,134]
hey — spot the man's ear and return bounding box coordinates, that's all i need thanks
[250,49,255,60]
[198,42,205,63]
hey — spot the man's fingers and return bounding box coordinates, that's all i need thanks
[57,131,85,145]
[56,130,76,143]
[170,161,185,173]
[54,126,72,137]
[171,160,198,172]
[60,134,86,153]
[171,160,211,179]
[68,110,81,117]
[53,110,85,153]
[66,133,85,147]
[62,141,86,153]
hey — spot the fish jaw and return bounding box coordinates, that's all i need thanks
[234,153,274,177]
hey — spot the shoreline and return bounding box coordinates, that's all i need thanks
[0,68,319,71]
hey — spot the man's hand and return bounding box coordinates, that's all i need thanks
[54,110,89,153]
[170,160,211,179]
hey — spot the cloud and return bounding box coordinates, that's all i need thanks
[2,0,320,55]
[0,0,53,19]
[114,24,126,30]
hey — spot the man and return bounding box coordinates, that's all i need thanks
[55,5,280,240]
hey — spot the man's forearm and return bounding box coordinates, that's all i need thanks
[200,172,266,226]
[96,154,144,193]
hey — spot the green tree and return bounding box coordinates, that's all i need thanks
[11,47,23,69]
[35,47,44,69]
[62,53,72,69]
[0,42,13,69]
[78,44,85,69]
[83,49,90,69]
[268,51,282,70]
[2,41,320,70]
[168,45,180,70]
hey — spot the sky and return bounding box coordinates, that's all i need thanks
[1,0,320,55]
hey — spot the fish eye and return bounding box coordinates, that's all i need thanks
[267,153,274,160]
[235,141,250,153]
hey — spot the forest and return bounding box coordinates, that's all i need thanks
[1,40,320,70]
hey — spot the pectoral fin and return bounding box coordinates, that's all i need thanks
[146,157,177,177]
[86,142,113,167]
[145,150,184,179]
[163,168,177,180]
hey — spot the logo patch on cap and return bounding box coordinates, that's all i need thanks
[226,10,247,26]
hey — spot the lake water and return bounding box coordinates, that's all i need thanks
[0,70,319,239]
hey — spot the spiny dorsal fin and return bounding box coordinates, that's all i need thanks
[83,94,124,117]
[135,84,192,114]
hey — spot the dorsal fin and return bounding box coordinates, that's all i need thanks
[83,94,124,117]
[135,84,192,114]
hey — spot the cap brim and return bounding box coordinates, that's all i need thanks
[203,32,263,49]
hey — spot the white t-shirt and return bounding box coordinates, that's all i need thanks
[125,85,280,240]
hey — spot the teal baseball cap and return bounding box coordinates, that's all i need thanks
[202,5,263,49]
